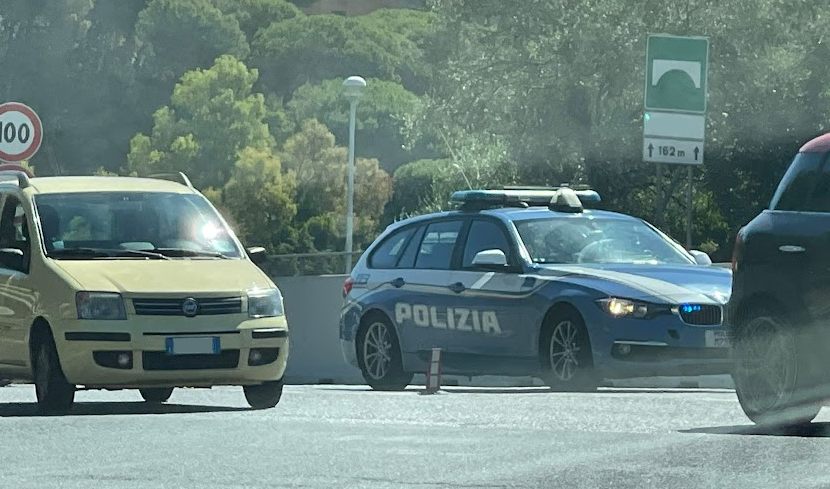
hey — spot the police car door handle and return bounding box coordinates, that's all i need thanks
[779,245,805,253]
[448,282,466,293]
[390,277,406,288]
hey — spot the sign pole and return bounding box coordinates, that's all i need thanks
[655,163,663,226]
[686,164,693,249]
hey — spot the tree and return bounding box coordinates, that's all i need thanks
[126,55,275,189]
[280,119,393,251]
[135,0,250,89]
[212,146,300,254]
[287,78,435,172]
[211,0,301,41]
[249,13,425,98]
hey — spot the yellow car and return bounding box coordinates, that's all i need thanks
[0,170,289,412]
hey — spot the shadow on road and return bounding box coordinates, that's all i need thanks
[680,422,830,438]
[0,401,251,417]
[316,386,732,395]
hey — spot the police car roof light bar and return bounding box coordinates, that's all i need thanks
[450,187,600,212]
[0,170,31,189]
[148,172,195,190]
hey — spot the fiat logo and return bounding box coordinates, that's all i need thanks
[181,298,199,317]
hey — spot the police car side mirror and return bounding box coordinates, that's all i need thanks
[471,249,508,269]
[247,246,267,266]
[689,250,712,266]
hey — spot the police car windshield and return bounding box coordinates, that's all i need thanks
[34,192,243,259]
[514,217,693,265]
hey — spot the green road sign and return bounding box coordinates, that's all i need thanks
[645,34,709,113]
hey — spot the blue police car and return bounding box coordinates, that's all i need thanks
[340,187,733,391]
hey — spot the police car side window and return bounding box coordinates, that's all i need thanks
[368,227,416,269]
[462,220,511,268]
[414,220,462,270]
[396,225,425,269]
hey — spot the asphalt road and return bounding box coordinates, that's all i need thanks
[0,383,829,488]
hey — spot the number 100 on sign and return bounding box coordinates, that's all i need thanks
[0,103,43,163]
[0,121,32,146]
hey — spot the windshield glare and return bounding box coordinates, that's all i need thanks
[34,192,243,259]
[515,217,693,265]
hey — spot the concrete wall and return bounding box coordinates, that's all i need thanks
[273,269,735,389]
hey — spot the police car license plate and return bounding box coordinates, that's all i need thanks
[165,337,220,355]
[704,330,730,348]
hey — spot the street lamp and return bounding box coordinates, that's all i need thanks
[342,75,366,273]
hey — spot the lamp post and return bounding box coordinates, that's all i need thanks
[342,76,366,273]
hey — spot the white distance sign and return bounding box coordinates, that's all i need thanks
[0,102,43,163]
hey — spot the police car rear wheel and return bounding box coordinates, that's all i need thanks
[358,316,412,391]
[543,314,597,392]
[732,312,820,427]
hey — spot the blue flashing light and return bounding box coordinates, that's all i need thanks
[680,304,702,313]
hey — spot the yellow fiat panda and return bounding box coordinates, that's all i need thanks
[0,170,288,412]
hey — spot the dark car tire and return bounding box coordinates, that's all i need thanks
[357,314,413,391]
[139,388,174,403]
[33,333,75,414]
[244,379,284,409]
[731,310,822,427]
[541,310,599,392]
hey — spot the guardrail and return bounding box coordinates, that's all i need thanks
[259,251,364,277]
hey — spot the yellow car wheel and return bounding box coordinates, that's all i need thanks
[244,379,284,409]
[33,333,75,413]
[139,388,174,403]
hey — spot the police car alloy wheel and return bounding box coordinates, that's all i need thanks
[357,314,412,391]
[732,311,820,426]
[543,311,597,392]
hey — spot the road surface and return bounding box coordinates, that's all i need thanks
[0,384,828,488]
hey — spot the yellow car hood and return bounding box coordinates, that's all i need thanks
[52,259,274,295]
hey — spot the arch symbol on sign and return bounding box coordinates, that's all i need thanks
[0,102,43,163]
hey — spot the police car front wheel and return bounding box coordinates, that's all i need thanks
[358,314,412,391]
[542,312,598,392]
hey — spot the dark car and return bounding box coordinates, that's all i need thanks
[728,132,830,426]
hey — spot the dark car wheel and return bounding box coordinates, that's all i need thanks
[542,311,599,392]
[244,379,284,409]
[33,333,75,414]
[139,388,174,403]
[732,311,821,427]
[357,314,413,391]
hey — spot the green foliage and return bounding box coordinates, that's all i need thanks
[212,0,301,40]
[126,55,274,189]
[287,78,432,172]
[280,119,393,250]
[214,147,300,253]
[136,0,250,84]
[249,12,426,98]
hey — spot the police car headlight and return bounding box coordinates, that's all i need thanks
[76,292,127,320]
[248,289,283,318]
[596,298,650,319]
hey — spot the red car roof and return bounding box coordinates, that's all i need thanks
[800,133,830,153]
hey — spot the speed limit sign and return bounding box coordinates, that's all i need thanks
[0,102,43,163]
